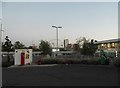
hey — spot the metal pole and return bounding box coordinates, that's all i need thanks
[0,24,2,39]
[52,26,62,51]
[1,23,4,42]
[56,27,58,51]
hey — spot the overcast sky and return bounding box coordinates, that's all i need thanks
[2,2,118,46]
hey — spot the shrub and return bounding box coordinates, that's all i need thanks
[90,60,100,65]
[71,60,81,64]
[41,59,57,64]
[57,59,66,64]
[80,60,89,64]
[66,59,74,64]
[105,59,110,65]
[114,59,120,67]
[2,61,14,67]
[37,57,110,65]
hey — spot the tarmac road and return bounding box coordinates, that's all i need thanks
[2,64,120,86]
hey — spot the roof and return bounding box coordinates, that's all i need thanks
[94,38,120,44]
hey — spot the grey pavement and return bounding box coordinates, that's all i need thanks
[2,64,120,86]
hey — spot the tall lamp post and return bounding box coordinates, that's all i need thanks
[52,26,62,51]
[0,19,4,43]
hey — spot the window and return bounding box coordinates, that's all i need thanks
[115,43,118,48]
[101,44,104,46]
[107,43,111,48]
[112,43,115,48]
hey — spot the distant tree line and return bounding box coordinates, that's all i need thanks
[73,37,98,56]
[2,36,98,56]
[2,36,52,55]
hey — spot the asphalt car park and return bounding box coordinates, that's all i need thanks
[2,64,119,86]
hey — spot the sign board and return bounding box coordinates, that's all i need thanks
[15,49,32,65]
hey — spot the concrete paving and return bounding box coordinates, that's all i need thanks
[8,64,58,68]
[2,64,119,86]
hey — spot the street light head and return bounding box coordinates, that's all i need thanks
[58,26,62,28]
[52,26,56,28]
[52,26,62,28]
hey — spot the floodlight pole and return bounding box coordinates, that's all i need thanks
[0,19,4,43]
[52,26,62,51]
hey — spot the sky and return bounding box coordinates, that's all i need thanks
[2,2,118,47]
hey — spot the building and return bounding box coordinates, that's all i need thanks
[94,38,120,50]
[32,44,37,49]
[64,39,69,50]
[94,38,120,57]
[67,44,73,50]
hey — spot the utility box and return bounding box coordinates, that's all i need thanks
[15,49,33,65]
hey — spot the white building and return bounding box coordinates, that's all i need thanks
[15,49,33,65]
[64,39,69,49]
